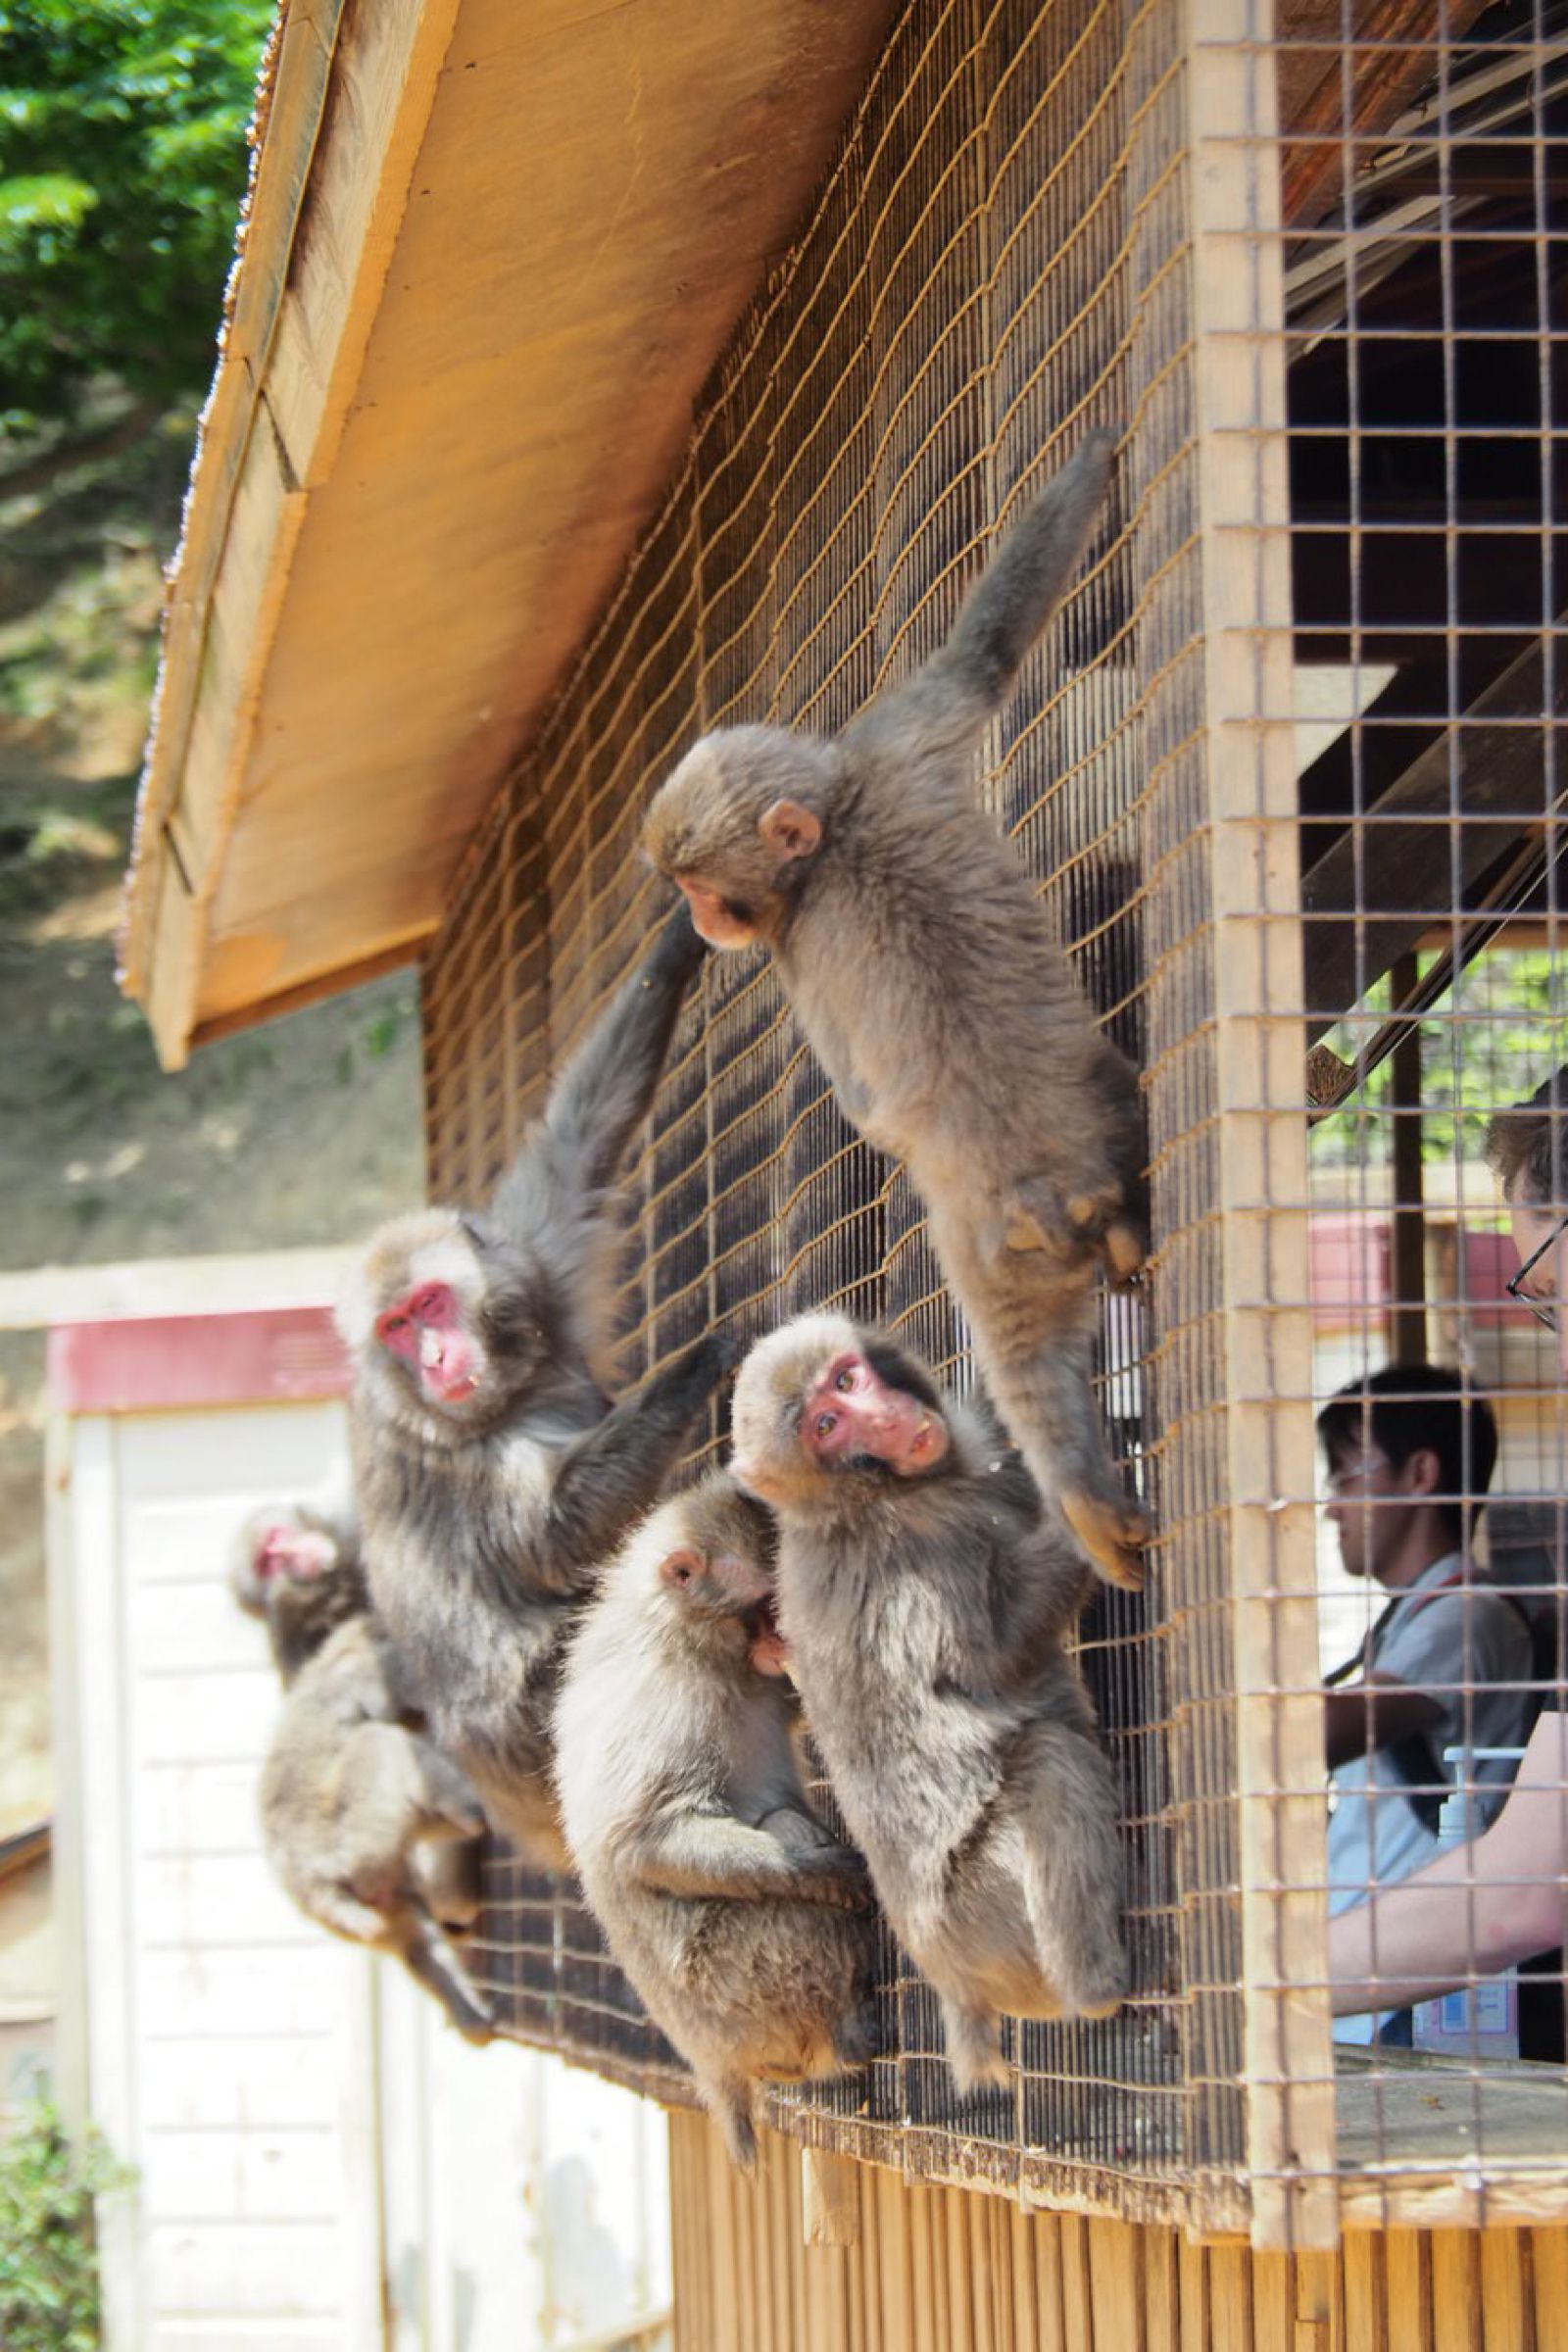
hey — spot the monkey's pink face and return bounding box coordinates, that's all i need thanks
[668,875,761,951]
[800,1351,950,1478]
[254,1523,336,1583]
[659,1541,786,1674]
[375,1281,486,1410]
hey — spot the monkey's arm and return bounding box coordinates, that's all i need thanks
[540,1335,728,1584]
[629,1810,870,1906]
[844,430,1115,769]
[491,908,706,1252]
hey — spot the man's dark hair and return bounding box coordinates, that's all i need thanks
[1316,1364,1499,1544]
[1486,1066,1568,1209]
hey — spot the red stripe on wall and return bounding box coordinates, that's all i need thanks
[47,1308,352,1414]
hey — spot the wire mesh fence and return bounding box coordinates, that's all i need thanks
[421,0,1568,2239]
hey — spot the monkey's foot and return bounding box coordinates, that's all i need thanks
[1060,1488,1148,1591]
[941,2000,1008,2094]
[1102,1219,1146,1284]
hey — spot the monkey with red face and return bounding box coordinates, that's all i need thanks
[555,1472,877,2169]
[642,431,1148,1591]
[730,1313,1127,2095]
[340,909,728,1873]
[230,1499,369,1685]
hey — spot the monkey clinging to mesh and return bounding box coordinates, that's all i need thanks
[555,1472,878,2169]
[642,431,1148,1588]
[730,1313,1128,2095]
[232,1498,495,2042]
[339,909,728,1873]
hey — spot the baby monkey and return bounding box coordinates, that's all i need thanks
[555,1473,878,2168]
[730,1314,1128,2095]
[642,430,1148,1588]
[232,1502,494,2040]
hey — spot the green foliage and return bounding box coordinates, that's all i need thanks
[1311,949,1567,1174]
[0,0,273,430]
[0,2095,129,2351]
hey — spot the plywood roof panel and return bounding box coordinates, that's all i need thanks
[123,0,893,1063]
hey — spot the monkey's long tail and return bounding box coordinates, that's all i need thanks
[703,2074,759,2173]
[972,1328,1148,1593]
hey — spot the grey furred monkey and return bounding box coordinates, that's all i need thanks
[729,1313,1128,2095]
[259,1614,496,2042]
[231,1499,495,2038]
[642,431,1148,1589]
[555,1472,877,2169]
[229,1498,370,1685]
[340,909,727,1872]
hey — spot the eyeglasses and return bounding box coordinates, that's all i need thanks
[1505,1209,1568,1333]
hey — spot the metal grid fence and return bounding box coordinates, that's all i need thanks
[419,0,1568,2244]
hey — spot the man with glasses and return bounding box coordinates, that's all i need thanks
[1332,1072,1568,2032]
[1319,1366,1528,2044]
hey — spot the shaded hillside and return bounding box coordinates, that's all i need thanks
[0,407,425,1830]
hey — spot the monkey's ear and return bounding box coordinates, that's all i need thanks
[659,1548,702,1589]
[759,800,822,862]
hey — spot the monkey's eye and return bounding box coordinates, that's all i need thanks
[833,1367,856,1393]
[814,1412,839,1440]
[381,1313,408,1337]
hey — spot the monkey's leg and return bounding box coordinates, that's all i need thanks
[1007,1718,1129,2019]
[407,1736,487,1837]
[397,1912,496,2045]
[633,1814,871,1908]
[963,1312,1148,1591]
[543,1334,730,1581]
[700,2072,759,2173]
[939,1996,1008,2095]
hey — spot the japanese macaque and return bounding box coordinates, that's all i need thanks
[260,1615,495,2042]
[642,431,1148,1588]
[555,1472,878,2168]
[340,910,728,1872]
[729,1314,1128,2094]
[229,1499,369,1685]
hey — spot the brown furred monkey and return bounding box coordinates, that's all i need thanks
[231,1500,495,2041]
[729,1313,1128,2095]
[340,909,728,1873]
[554,1472,878,2169]
[642,431,1148,1588]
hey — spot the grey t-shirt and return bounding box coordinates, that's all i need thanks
[1328,1551,1535,2044]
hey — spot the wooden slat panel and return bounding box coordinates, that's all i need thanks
[1432,2234,1483,2352]
[1479,2230,1528,2352]
[1384,2231,1433,2352]
[1210,2242,1254,2352]
[1342,2231,1388,2352]
[1532,2226,1568,2351]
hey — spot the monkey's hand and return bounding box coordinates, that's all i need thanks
[544,1333,732,1582]
[632,1812,871,1908]
[645,901,710,991]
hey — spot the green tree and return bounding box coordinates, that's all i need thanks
[0,2095,130,2352]
[0,0,271,444]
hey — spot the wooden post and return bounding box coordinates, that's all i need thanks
[1185,0,1339,2253]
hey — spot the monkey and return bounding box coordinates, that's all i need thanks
[259,1612,496,2042]
[728,1312,1128,2096]
[641,430,1149,1589]
[554,1471,878,2169]
[230,1494,491,1947]
[229,1498,369,1685]
[339,908,729,1872]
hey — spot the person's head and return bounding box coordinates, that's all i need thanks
[1317,1365,1498,1587]
[1488,1068,1568,1378]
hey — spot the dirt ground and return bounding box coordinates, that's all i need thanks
[0,412,426,1833]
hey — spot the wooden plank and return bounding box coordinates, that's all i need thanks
[1532,2227,1568,2350]
[1185,0,1338,2255]
[1089,2219,1145,2352]
[1058,2216,1093,2352]
[875,2169,913,2352]
[1479,2230,1528,2352]
[1431,2233,1482,2352]
[1295,2248,1343,2352]
[1209,2241,1254,2352]
[1033,2210,1066,2352]
[1179,2236,1210,2352]
[1252,2250,1291,2352]
[1385,2230,1433,2352]
[1277,1,1490,228]
[1145,2223,1179,2352]
[1342,2230,1388,2352]
[945,2186,976,2352]
[911,2184,941,2352]
[804,2148,862,2248]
